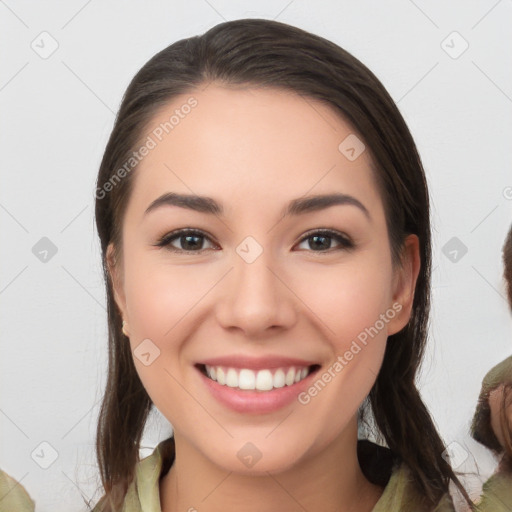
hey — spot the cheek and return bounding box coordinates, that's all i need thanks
[123,244,394,369]
[294,254,393,405]
[292,254,394,349]
[123,251,215,339]
[121,251,216,420]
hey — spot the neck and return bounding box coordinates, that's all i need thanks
[159,421,383,512]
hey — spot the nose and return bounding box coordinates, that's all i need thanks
[215,249,298,337]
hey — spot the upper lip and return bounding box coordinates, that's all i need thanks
[197,355,319,370]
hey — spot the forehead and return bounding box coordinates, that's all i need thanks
[127,84,382,218]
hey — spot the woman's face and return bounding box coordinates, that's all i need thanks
[489,384,512,448]
[109,84,419,473]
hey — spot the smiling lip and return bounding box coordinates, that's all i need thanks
[196,356,320,414]
[197,355,318,370]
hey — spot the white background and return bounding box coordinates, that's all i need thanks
[1,1,511,510]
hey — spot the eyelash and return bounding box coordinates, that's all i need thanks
[154,228,355,254]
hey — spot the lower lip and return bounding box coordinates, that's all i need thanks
[197,366,319,414]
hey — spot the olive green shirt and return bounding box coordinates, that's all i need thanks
[95,438,457,511]
[0,469,35,512]
[0,438,456,511]
[471,355,512,511]
[475,470,512,511]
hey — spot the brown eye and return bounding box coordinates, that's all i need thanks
[156,229,218,253]
[155,228,354,254]
[296,229,354,252]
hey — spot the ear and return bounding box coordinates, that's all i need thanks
[386,234,421,336]
[106,242,128,321]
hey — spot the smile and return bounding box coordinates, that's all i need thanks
[201,364,318,391]
[195,362,322,413]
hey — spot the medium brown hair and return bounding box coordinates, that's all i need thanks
[504,223,512,310]
[500,225,512,469]
[500,384,512,471]
[92,18,474,510]
[473,382,512,472]
[500,225,512,472]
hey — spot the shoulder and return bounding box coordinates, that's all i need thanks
[372,463,455,512]
[358,440,456,512]
[95,438,456,512]
[0,468,35,512]
[476,470,512,511]
[93,437,175,512]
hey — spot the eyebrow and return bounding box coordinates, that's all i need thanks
[144,192,370,220]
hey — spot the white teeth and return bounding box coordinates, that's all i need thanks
[256,369,273,391]
[203,365,312,391]
[238,369,255,390]
[217,367,226,385]
[273,369,285,388]
[226,368,238,387]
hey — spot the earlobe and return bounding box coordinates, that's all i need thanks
[387,234,421,336]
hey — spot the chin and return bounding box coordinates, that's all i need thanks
[202,438,308,475]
